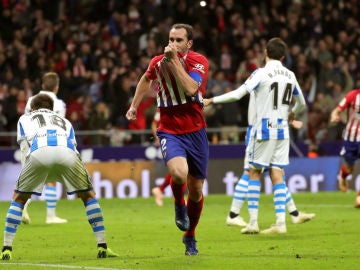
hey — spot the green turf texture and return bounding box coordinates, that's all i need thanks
[0,192,359,270]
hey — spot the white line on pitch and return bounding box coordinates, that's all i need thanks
[0,262,129,270]
[296,204,354,208]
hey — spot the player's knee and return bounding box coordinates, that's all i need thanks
[169,169,187,184]
[188,189,203,202]
[78,191,95,203]
[13,193,30,205]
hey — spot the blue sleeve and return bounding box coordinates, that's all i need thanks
[189,71,202,86]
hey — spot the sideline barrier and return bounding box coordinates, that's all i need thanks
[0,141,343,163]
[2,156,360,201]
[1,143,357,201]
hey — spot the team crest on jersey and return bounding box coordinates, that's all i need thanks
[193,63,205,74]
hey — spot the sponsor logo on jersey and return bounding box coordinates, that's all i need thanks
[193,63,205,73]
[267,121,287,129]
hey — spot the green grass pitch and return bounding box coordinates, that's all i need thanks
[0,192,359,270]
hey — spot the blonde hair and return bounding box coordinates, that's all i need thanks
[42,72,59,92]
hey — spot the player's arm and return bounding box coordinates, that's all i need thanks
[126,73,151,121]
[162,43,202,96]
[205,68,260,106]
[204,84,249,107]
[59,100,67,117]
[24,98,32,115]
[291,82,306,115]
[151,120,159,146]
[19,140,29,166]
[17,119,29,166]
[167,58,199,96]
[330,107,342,123]
[289,81,306,127]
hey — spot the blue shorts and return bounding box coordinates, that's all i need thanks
[157,128,209,179]
[341,140,360,166]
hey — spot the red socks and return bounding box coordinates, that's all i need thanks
[171,181,186,205]
[159,173,172,193]
[185,195,204,237]
[340,165,350,179]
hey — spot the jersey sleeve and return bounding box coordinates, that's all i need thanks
[243,69,262,92]
[213,84,248,104]
[338,91,354,111]
[146,55,163,80]
[291,78,306,114]
[54,99,66,117]
[16,118,26,144]
[187,53,209,95]
[24,97,32,115]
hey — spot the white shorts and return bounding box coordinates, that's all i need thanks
[247,138,289,170]
[15,146,93,195]
[243,146,250,170]
[243,126,252,171]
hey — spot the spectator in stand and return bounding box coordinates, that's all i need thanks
[0,100,7,145]
[216,85,241,144]
[0,1,359,146]
[66,91,86,131]
[127,93,155,144]
[72,57,88,79]
[3,85,22,145]
[54,51,69,74]
[88,101,111,146]
[307,142,322,158]
[16,89,27,117]
[208,70,231,97]
[88,72,103,104]
[235,48,261,84]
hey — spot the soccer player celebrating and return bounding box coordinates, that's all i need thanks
[330,88,360,207]
[1,94,118,260]
[126,23,209,255]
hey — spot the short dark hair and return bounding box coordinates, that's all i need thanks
[30,93,54,111]
[172,23,194,40]
[266,38,287,60]
[42,72,59,92]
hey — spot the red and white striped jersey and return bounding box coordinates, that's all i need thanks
[337,89,360,142]
[146,50,209,134]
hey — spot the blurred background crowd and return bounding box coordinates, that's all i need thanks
[0,0,359,148]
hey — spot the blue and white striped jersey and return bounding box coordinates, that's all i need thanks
[213,59,306,140]
[17,109,77,153]
[245,60,305,140]
[25,91,66,117]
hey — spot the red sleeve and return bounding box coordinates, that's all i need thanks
[186,52,209,95]
[146,55,164,80]
[338,90,358,110]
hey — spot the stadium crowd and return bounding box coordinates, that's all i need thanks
[0,0,359,147]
